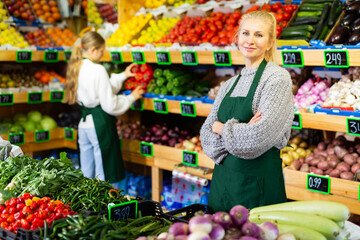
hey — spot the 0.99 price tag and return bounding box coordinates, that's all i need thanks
[108,200,138,221]
[307,174,330,194]
[182,51,198,65]
[16,51,32,63]
[156,51,171,65]
[9,133,25,145]
[140,142,153,157]
[324,50,349,68]
[281,51,304,67]
[28,92,43,104]
[0,93,14,106]
[44,51,59,63]
[35,130,50,143]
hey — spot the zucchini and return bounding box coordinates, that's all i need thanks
[297,11,322,17]
[284,25,314,32]
[291,17,319,26]
[277,224,326,240]
[313,3,331,39]
[302,3,327,8]
[328,0,340,27]
[279,36,310,41]
[295,16,320,21]
[319,25,330,40]
[280,30,312,38]
[305,0,333,3]
[300,5,324,11]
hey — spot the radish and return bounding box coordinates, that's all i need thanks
[241,221,262,237]
[189,216,212,234]
[259,221,279,240]
[168,222,189,236]
[187,231,210,240]
[212,211,232,229]
[209,223,225,240]
[229,205,249,227]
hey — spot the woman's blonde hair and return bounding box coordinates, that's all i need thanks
[235,11,277,63]
[63,31,105,105]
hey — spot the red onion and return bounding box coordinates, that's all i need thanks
[229,205,249,227]
[209,223,225,240]
[212,212,232,229]
[168,222,189,237]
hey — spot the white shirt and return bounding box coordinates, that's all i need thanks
[77,59,135,128]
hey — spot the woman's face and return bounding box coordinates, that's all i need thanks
[90,44,105,62]
[238,18,273,64]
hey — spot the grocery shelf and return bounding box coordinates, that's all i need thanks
[301,112,349,132]
[0,51,66,62]
[2,91,52,104]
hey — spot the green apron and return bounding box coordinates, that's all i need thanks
[208,59,286,212]
[80,105,125,183]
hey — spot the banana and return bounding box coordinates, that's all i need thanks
[277,224,326,240]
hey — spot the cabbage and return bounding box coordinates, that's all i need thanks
[40,117,57,130]
[27,111,42,123]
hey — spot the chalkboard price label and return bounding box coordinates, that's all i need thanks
[110,51,123,63]
[108,200,138,221]
[156,51,171,65]
[307,174,330,194]
[44,51,59,63]
[131,99,144,111]
[64,128,74,140]
[64,51,72,62]
[291,113,302,129]
[347,118,360,136]
[182,51,198,65]
[180,102,196,117]
[140,142,153,157]
[0,93,14,106]
[182,150,198,167]
[50,91,64,102]
[281,51,304,67]
[9,133,25,145]
[35,130,50,143]
[16,51,32,63]
[132,51,145,64]
[213,51,232,66]
[28,92,43,104]
[324,50,349,68]
[153,99,168,114]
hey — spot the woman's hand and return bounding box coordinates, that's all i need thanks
[130,86,145,100]
[249,109,261,124]
[212,121,224,135]
[124,63,137,78]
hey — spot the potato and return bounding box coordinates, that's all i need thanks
[352,152,359,158]
[313,168,324,175]
[317,151,328,158]
[336,162,351,172]
[348,147,355,154]
[317,141,327,151]
[282,153,293,165]
[326,148,335,155]
[309,166,317,173]
[314,154,326,162]
[326,143,335,149]
[351,163,360,174]
[291,137,302,145]
[289,151,300,161]
[289,160,302,171]
[305,154,314,164]
[334,146,348,159]
[326,154,339,162]
[296,148,307,158]
[340,172,354,180]
[324,139,331,145]
[358,157,360,164]
[329,169,341,178]
[299,163,310,172]
[290,143,298,151]
[317,161,330,171]
[324,168,333,176]
[310,159,321,166]
[299,141,308,148]
[343,154,356,166]
[299,157,305,165]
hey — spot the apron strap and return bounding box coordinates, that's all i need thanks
[80,102,97,122]
[226,74,242,97]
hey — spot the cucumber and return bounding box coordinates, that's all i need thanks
[313,3,331,39]
[277,224,326,240]
[249,200,350,222]
[284,25,314,32]
[291,17,319,26]
[328,0,340,27]
[249,211,339,239]
[305,0,333,3]
[279,36,310,41]
[297,11,322,17]
[302,3,327,8]
[319,25,330,40]
[300,6,324,11]
[280,30,312,38]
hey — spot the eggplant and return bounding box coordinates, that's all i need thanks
[340,13,359,27]
[351,18,360,32]
[345,1,360,14]
[330,26,350,44]
[348,30,360,45]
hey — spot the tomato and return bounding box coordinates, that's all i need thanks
[261,3,272,11]
[280,20,288,27]
[1,213,9,221]
[16,203,25,212]
[14,212,24,220]
[0,222,8,228]
[8,207,16,214]
[282,12,291,21]
[21,206,32,216]
[20,219,30,230]
[26,214,35,222]
[276,29,281,38]
[284,5,293,13]
[37,210,48,219]
[271,2,282,12]
[0,205,4,212]
[276,8,285,14]
[7,215,15,223]
[291,4,298,11]
[8,198,18,208]
[275,13,284,22]
[32,218,44,229]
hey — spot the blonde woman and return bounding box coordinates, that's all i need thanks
[63,31,144,183]
[200,11,294,212]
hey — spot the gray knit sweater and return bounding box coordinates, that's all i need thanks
[200,61,294,164]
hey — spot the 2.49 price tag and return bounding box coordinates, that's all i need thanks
[307,174,330,194]
[324,50,349,68]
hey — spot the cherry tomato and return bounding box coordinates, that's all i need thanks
[283,12,291,21]
[275,13,284,22]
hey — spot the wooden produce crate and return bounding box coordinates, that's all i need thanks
[324,11,346,44]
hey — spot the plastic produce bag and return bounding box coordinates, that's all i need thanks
[0,137,23,161]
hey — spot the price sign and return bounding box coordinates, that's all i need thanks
[44,51,59,63]
[0,93,14,106]
[64,51,72,62]
[132,51,145,64]
[131,99,144,111]
[324,50,349,68]
[140,142,153,157]
[307,174,330,194]
[346,118,360,136]
[108,200,138,221]
[153,99,168,114]
[291,113,302,129]
[35,130,50,143]
[156,51,171,65]
[180,102,196,117]
[213,51,232,66]
[64,128,74,140]
[9,133,25,145]
[182,150,198,167]
[28,92,43,104]
[281,51,304,67]
[182,51,198,65]
[50,91,64,102]
[16,51,32,63]
[110,51,123,63]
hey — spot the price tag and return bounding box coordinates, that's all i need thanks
[182,51,198,66]
[180,102,196,117]
[140,142,153,157]
[132,51,145,64]
[307,174,330,194]
[44,51,59,63]
[0,93,14,106]
[346,118,360,136]
[131,99,144,111]
[16,51,32,63]
[281,51,304,67]
[213,51,232,66]
[110,51,123,63]
[108,200,138,221]
[64,51,72,62]
[50,91,64,102]
[153,99,168,114]
[324,50,349,68]
[27,92,43,104]
[182,150,198,167]
[156,51,171,65]
[291,113,302,129]
[64,128,74,140]
[35,130,50,143]
[9,133,25,145]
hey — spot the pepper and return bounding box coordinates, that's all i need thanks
[140,63,152,73]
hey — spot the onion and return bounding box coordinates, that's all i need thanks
[241,221,262,237]
[187,232,210,240]
[212,212,232,229]
[259,221,279,240]
[209,224,225,240]
[168,222,189,237]
[229,205,248,227]
[189,216,212,234]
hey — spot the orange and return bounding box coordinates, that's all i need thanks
[47,17,55,23]
[47,28,54,34]
[42,5,50,11]
[49,0,57,6]
[33,3,40,10]
[53,13,61,20]
[51,6,59,12]
[34,72,41,79]
[35,10,43,16]
[44,12,51,18]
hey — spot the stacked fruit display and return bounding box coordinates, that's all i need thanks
[33,69,66,84]
[31,0,61,23]
[124,64,154,91]
[107,13,153,47]
[24,29,57,49]
[0,23,29,48]
[96,3,117,24]
[4,0,36,21]
[0,71,39,89]
[145,0,166,9]
[133,17,179,45]
[168,0,196,7]
[87,1,103,25]
[46,27,78,47]
[0,2,9,20]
